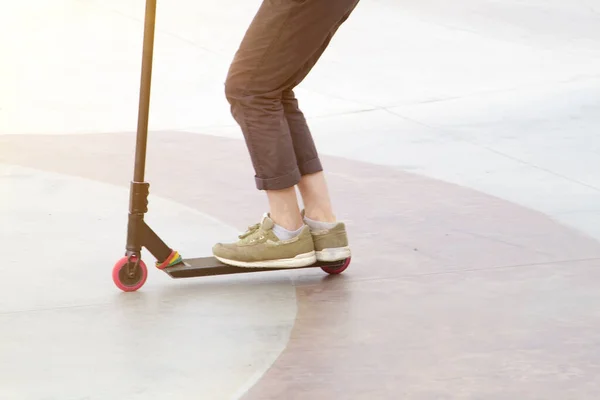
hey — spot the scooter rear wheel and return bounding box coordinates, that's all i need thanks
[321,257,351,275]
[112,256,148,292]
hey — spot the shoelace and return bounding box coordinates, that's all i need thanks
[238,222,261,239]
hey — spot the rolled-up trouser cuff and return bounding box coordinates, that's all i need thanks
[255,157,324,190]
[298,157,323,176]
[256,167,302,191]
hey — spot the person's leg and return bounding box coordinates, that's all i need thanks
[278,1,359,261]
[213,0,358,267]
[281,90,336,223]
[282,90,350,261]
[299,171,351,262]
[279,91,352,262]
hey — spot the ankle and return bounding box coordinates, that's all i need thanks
[266,187,304,231]
[270,212,304,231]
[304,209,336,223]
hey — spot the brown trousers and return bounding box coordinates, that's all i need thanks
[225,0,360,190]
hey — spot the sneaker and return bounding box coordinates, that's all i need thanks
[309,221,352,262]
[212,214,317,268]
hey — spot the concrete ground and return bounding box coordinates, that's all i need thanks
[1,0,600,398]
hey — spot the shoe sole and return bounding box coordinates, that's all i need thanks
[215,251,317,268]
[316,246,351,262]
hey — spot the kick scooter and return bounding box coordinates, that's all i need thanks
[111,0,351,292]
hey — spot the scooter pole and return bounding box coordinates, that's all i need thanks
[126,0,157,257]
[133,0,157,183]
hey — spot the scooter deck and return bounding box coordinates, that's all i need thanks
[163,256,346,279]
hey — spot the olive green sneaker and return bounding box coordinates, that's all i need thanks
[212,214,316,268]
[309,222,351,262]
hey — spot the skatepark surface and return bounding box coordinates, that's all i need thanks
[2,1,600,398]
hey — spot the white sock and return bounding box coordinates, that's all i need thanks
[303,216,337,232]
[272,224,304,241]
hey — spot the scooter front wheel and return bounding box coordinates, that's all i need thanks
[112,256,148,292]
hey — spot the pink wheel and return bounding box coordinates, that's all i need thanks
[321,257,351,275]
[112,256,148,292]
